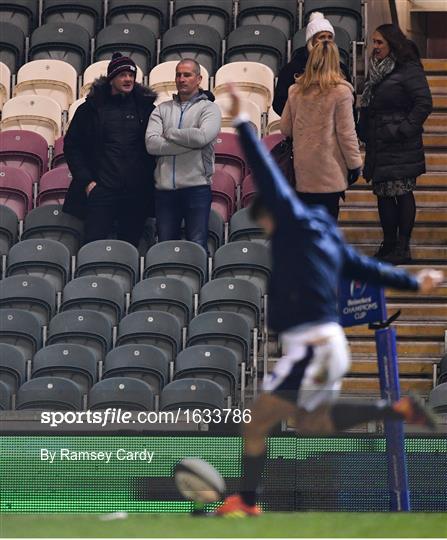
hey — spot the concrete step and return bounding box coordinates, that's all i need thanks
[426,152,447,171]
[339,207,447,224]
[425,113,447,133]
[428,76,447,94]
[387,302,447,321]
[343,189,447,207]
[355,244,447,261]
[342,225,447,245]
[422,59,447,74]
[349,339,444,357]
[341,377,432,394]
[386,284,447,299]
[424,133,447,147]
[353,172,447,188]
[433,95,447,109]
[345,321,447,340]
[349,358,434,376]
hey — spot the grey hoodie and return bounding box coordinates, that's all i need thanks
[145,91,222,191]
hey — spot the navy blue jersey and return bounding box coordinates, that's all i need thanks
[234,119,419,333]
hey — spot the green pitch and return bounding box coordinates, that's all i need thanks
[1,513,446,538]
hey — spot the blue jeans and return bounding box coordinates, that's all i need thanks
[155,185,211,252]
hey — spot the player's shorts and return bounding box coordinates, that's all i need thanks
[263,322,351,411]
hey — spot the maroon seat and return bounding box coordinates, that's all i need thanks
[262,133,286,152]
[214,132,248,186]
[241,174,257,208]
[0,166,33,219]
[52,136,66,168]
[0,130,48,181]
[37,165,72,206]
[211,170,236,222]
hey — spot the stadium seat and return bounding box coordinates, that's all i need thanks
[262,133,286,152]
[0,343,27,394]
[81,60,144,98]
[304,0,363,41]
[1,95,62,147]
[241,174,256,208]
[16,376,83,410]
[36,165,72,206]
[0,0,38,36]
[95,24,156,74]
[0,61,11,109]
[266,108,281,134]
[89,377,154,411]
[117,311,181,362]
[173,0,233,40]
[213,241,271,295]
[160,24,222,76]
[216,95,262,136]
[226,25,287,75]
[292,26,351,69]
[144,241,207,295]
[207,208,225,257]
[32,343,98,394]
[22,205,84,256]
[75,239,139,294]
[214,132,248,186]
[0,166,33,220]
[214,62,275,114]
[130,277,193,328]
[0,380,12,410]
[68,97,85,125]
[0,130,49,181]
[238,0,297,39]
[0,275,56,326]
[174,345,238,403]
[107,0,168,39]
[211,170,237,222]
[14,60,78,111]
[0,309,42,363]
[438,354,447,385]
[429,382,447,413]
[103,344,169,397]
[47,310,112,362]
[6,238,71,292]
[160,378,225,411]
[229,208,266,242]
[29,22,91,74]
[187,312,251,367]
[0,22,25,74]
[42,0,103,38]
[61,276,125,327]
[52,136,65,167]
[0,205,18,257]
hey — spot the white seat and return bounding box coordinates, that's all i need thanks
[68,97,86,126]
[214,62,274,114]
[81,60,144,98]
[149,61,210,106]
[215,95,261,137]
[1,95,62,146]
[266,107,281,134]
[14,60,78,111]
[0,62,11,111]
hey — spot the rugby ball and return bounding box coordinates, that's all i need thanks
[174,458,226,503]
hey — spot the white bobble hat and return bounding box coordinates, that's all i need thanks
[305,12,335,43]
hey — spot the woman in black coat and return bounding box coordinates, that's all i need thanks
[359,25,432,264]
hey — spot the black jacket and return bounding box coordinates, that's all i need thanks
[63,77,157,219]
[358,60,432,183]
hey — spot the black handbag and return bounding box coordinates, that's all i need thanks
[270,136,296,188]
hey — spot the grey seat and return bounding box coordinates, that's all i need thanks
[144,240,207,295]
[117,311,181,362]
[89,377,154,411]
[7,238,71,292]
[160,378,225,411]
[207,208,224,257]
[304,0,362,41]
[213,241,271,295]
[0,275,56,326]
[429,383,447,413]
[16,376,83,410]
[76,239,139,294]
[0,0,37,36]
[438,354,447,385]
[107,0,168,38]
[130,277,193,328]
[0,343,27,393]
[47,310,112,362]
[42,0,103,38]
[0,22,25,73]
[292,25,351,69]
[160,24,222,76]
[0,380,13,410]
[29,22,91,73]
[199,278,262,329]
[22,205,84,256]
[187,312,251,367]
[229,207,266,242]
[103,344,169,396]
[0,309,42,363]
[0,205,18,257]
[226,25,287,75]
[32,343,97,394]
[61,276,125,327]
[238,0,297,39]
[95,23,156,73]
[175,345,238,402]
[173,0,233,39]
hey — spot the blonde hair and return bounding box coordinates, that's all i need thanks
[295,41,345,93]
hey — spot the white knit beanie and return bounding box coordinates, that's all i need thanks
[305,12,335,44]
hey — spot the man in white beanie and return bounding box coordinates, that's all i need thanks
[273,12,352,115]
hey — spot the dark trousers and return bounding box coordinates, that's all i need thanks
[296,192,343,221]
[84,185,149,247]
[155,185,211,252]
